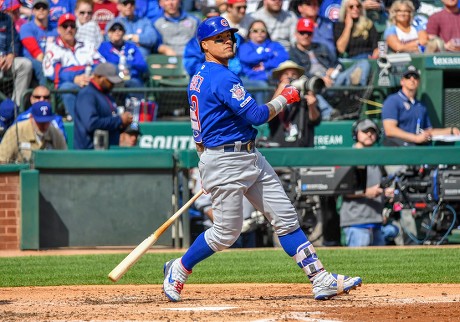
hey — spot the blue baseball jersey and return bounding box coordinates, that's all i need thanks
[382,90,432,134]
[188,62,266,147]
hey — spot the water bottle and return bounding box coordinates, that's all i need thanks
[85,64,92,77]
[330,65,342,80]
[118,52,130,81]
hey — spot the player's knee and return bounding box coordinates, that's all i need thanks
[205,227,242,252]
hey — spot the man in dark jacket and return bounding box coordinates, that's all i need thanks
[74,63,133,149]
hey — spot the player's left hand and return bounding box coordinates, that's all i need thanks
[280,85,300,104]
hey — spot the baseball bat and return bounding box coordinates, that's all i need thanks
[108,189,204,282]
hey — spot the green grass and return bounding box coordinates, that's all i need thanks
[1,248,459,287]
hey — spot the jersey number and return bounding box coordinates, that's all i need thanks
[190,94,202,143]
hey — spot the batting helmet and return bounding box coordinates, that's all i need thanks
[197,17,239,43]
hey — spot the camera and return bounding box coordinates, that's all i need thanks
[290,75,326,96]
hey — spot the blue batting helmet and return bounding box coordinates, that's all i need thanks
[197,17,239,43]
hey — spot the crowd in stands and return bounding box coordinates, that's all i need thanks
[0,0,460,149]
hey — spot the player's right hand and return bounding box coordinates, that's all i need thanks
[280,85,300,104]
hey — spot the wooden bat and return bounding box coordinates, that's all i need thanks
[108,189,204,282]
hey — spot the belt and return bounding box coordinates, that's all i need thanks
[207,140,255,153]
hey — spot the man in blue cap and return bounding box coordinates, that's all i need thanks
[0,99,18,142]
[0,101,67,163]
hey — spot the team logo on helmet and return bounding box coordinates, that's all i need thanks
[230,83,246,101]
[221,19,229,27]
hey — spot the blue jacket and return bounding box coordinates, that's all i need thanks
[238,39,289,82]
[112,16,160,58]
[0,12,21,55]
[135,0,162,21]
[98,41,148,81]
[74,82,123,149]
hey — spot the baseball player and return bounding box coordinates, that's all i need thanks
[163,16,362,302]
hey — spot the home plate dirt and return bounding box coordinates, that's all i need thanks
[1,283,459,321]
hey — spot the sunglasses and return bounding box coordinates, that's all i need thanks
[234,5,247,10]
[299,31,313,36]
[110,26,125,32]
[33,3,49,10]
[78,10,93,15]
[122,0,135,5]
[32,95,50,100]
[61,22,76,29]
[403,73,420,80]
[251,29,267,33]
[348,4,361,9]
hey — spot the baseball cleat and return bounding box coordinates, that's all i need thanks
[162,258,191,302]
[312,271,362,300]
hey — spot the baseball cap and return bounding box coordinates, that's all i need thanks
[2,0,21,11]
[106,20,126,33]
[201,6,220,17]
[57,13,76,27]
[93,63,123,84]
[124,122,142,135]
[0,99,18,127]
[272,60,305,80]
[31,101,55,123]
[32,0,48,7]
[297,18,315,33]
[402,65,420,78]
[356,119,379,133]
[227,0,246,4]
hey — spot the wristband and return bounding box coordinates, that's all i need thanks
[268,95,287,114]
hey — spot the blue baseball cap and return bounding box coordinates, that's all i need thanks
[31,101,55,123]
[0,99,17,124]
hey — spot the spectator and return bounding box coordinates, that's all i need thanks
[119,121,141,146]
[74,63,133,149]
[2,0,27,33]
[249,0,298,51]
[43,13,105,119]
[221,0,252,38]
[0,99,18,142]
[75,0,103,49]
[93,0,119,32]
[384,0,427,53]
[45,0,74,29]
[238,20,289,104]
[19,0,58,86]
[426,0,460,52]
[382,66,460,146]
[290,0,320,21]
[152,0,201,56]
[0,101,67,163]
[134,0,162,21]
[288,18,336,120]
[15,85,67,140]
[99,20,148,94]
[114,0,174,58]
[340,118,399,247]
[333,0,377,86]
[0,11,33,107]
[311,0,341,62]
[268,60,321,147]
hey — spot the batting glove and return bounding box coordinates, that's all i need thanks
[280,85,301,104]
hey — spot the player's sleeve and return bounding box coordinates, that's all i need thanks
[217,74,269,126]
[20,24,43,58]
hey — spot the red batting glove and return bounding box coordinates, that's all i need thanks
[280,85,301,104]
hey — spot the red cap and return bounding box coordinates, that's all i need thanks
[296,18,315,33]
[227,0,246,5]
[58,13,76,27]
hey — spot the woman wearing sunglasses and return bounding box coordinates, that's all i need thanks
[333,0,377,86]
[75,0,103,49]
[238,20,289,104]
[384,0,427,53]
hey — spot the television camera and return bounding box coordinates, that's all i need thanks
[381,165,460,245]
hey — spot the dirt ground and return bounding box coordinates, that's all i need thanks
[1,250,460,322]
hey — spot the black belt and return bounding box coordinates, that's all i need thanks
[218,140,256,153]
